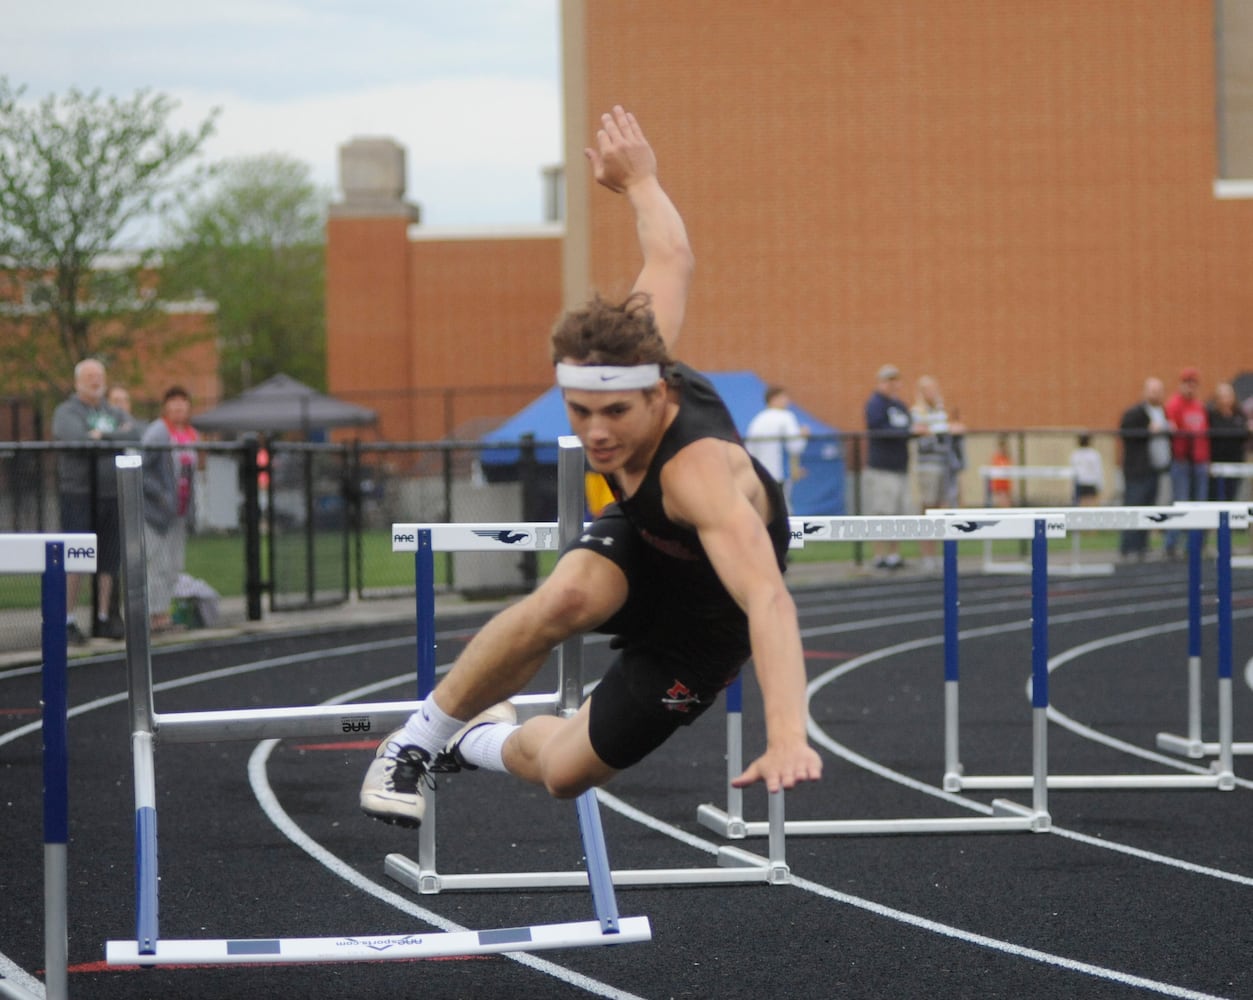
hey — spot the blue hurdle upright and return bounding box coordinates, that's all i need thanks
[0,533,96,1000]
[931,504,1241,792]
[104,454,649,967]
[1157,500,1253,759]
[697,513,1059,839]
[385,436,790,893]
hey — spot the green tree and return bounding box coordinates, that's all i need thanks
[162,154,328,396]
[0,77,217,398]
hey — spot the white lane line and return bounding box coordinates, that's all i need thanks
[786,874,1228,1000]
[805,625,1253,885]
[247,738,646,1000]
[1040,612,1253,784]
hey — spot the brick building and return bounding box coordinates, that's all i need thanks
[326,0,1252,443]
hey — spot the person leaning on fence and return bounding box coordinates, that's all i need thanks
[1163,367,1209,559]
[1118,376,1173,561]
[141,386,200,633]
[359,104,822,829]
[1207,382,1251,501]
[52,358,143,643]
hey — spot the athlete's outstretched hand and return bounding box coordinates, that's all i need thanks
[585,105,657,194]
[732,740,823,794]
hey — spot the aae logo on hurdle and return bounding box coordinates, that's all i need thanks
[0,533,98,573]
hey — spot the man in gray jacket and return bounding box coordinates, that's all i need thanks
[52,359,142,642]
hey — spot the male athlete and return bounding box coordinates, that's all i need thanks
[360,106,822,827]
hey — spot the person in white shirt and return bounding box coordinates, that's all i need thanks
[745,386,809,505]
[1069,433,1104,505]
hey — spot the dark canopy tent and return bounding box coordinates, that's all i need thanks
[479,370,845,515]
[192,374,377,435]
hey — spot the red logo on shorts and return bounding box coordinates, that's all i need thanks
[662,680,700,713]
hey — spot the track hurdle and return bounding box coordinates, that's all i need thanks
[976,466,1113,576]
[0,534,96,1000]
[928,504,1243,792]
[1156,500,1253,759]
[104,454,650,967]
[697,513,1060,839]
[386,436,790,893]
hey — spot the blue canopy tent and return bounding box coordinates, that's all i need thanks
[479,370,844,516]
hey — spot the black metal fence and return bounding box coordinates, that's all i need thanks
[2,428,1248,657]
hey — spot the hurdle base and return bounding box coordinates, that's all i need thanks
[105,916,652,966]
[696,803,749,839]
[692,800,1048,836]
[385,851,784,894]
[953,772,1233,791]
[1157,731,1253,758]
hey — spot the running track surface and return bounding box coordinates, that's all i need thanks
[2,562,1252,999]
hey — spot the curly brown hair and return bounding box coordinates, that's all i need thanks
[549,291,673,368]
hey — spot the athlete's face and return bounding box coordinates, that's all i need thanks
[562,382,667,474]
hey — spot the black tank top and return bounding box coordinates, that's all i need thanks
[608,363,790,574]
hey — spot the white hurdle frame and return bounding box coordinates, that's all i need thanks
[929,504,1244,792]
[1204,466,1253,568]
[105,454,651,968]
[385,436,790,893]
[977,466,1113,576]
[0,533,96,1000]
[697,513,1062,839]
[1156,499,1253,758]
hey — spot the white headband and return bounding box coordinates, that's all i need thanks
[555,362,662,391]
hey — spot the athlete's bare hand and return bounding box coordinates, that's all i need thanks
[585,105,657,194]
[732,742,823,793]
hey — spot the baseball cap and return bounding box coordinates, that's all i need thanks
[877,364,900,381]
[1179,367,1200,382]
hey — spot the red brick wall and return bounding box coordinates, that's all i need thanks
[324,1,1252,440]
[581,0,1252,433]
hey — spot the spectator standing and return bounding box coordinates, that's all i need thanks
[987,434,1014,507]
[1118,377,1173,561]
[141,386,200,632]
[105,385,147,624]
[52,358,142,643]
[1164,367,1210,558]
[1069,433,1104,505]
[1207,381,1251,501]
[745,385,809,507]
[910,375,965,570]
[863,364,917,570]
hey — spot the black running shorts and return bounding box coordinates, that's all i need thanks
[565,505,751,770]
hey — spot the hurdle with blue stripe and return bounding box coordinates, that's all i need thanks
[0,533,96,1000]
[104,453,649,968]
[697,513,1059,839]
[929,504,1245,792]
[386,436,789,894]
[1156,499,1253,760]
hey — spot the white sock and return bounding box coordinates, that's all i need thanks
[399,698,464,755]
[454,722,519,773]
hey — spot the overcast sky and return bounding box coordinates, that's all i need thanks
[2,1,562,233]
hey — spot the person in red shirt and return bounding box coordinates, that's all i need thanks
[1163,367,1209,558]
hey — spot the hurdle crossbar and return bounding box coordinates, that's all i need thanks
[385,436,788,894]
[929,505,1241,792]
[105,455,646,967]
[1155,500,1253,758]
[698,514,1058,840]
[1,533,95,1000]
